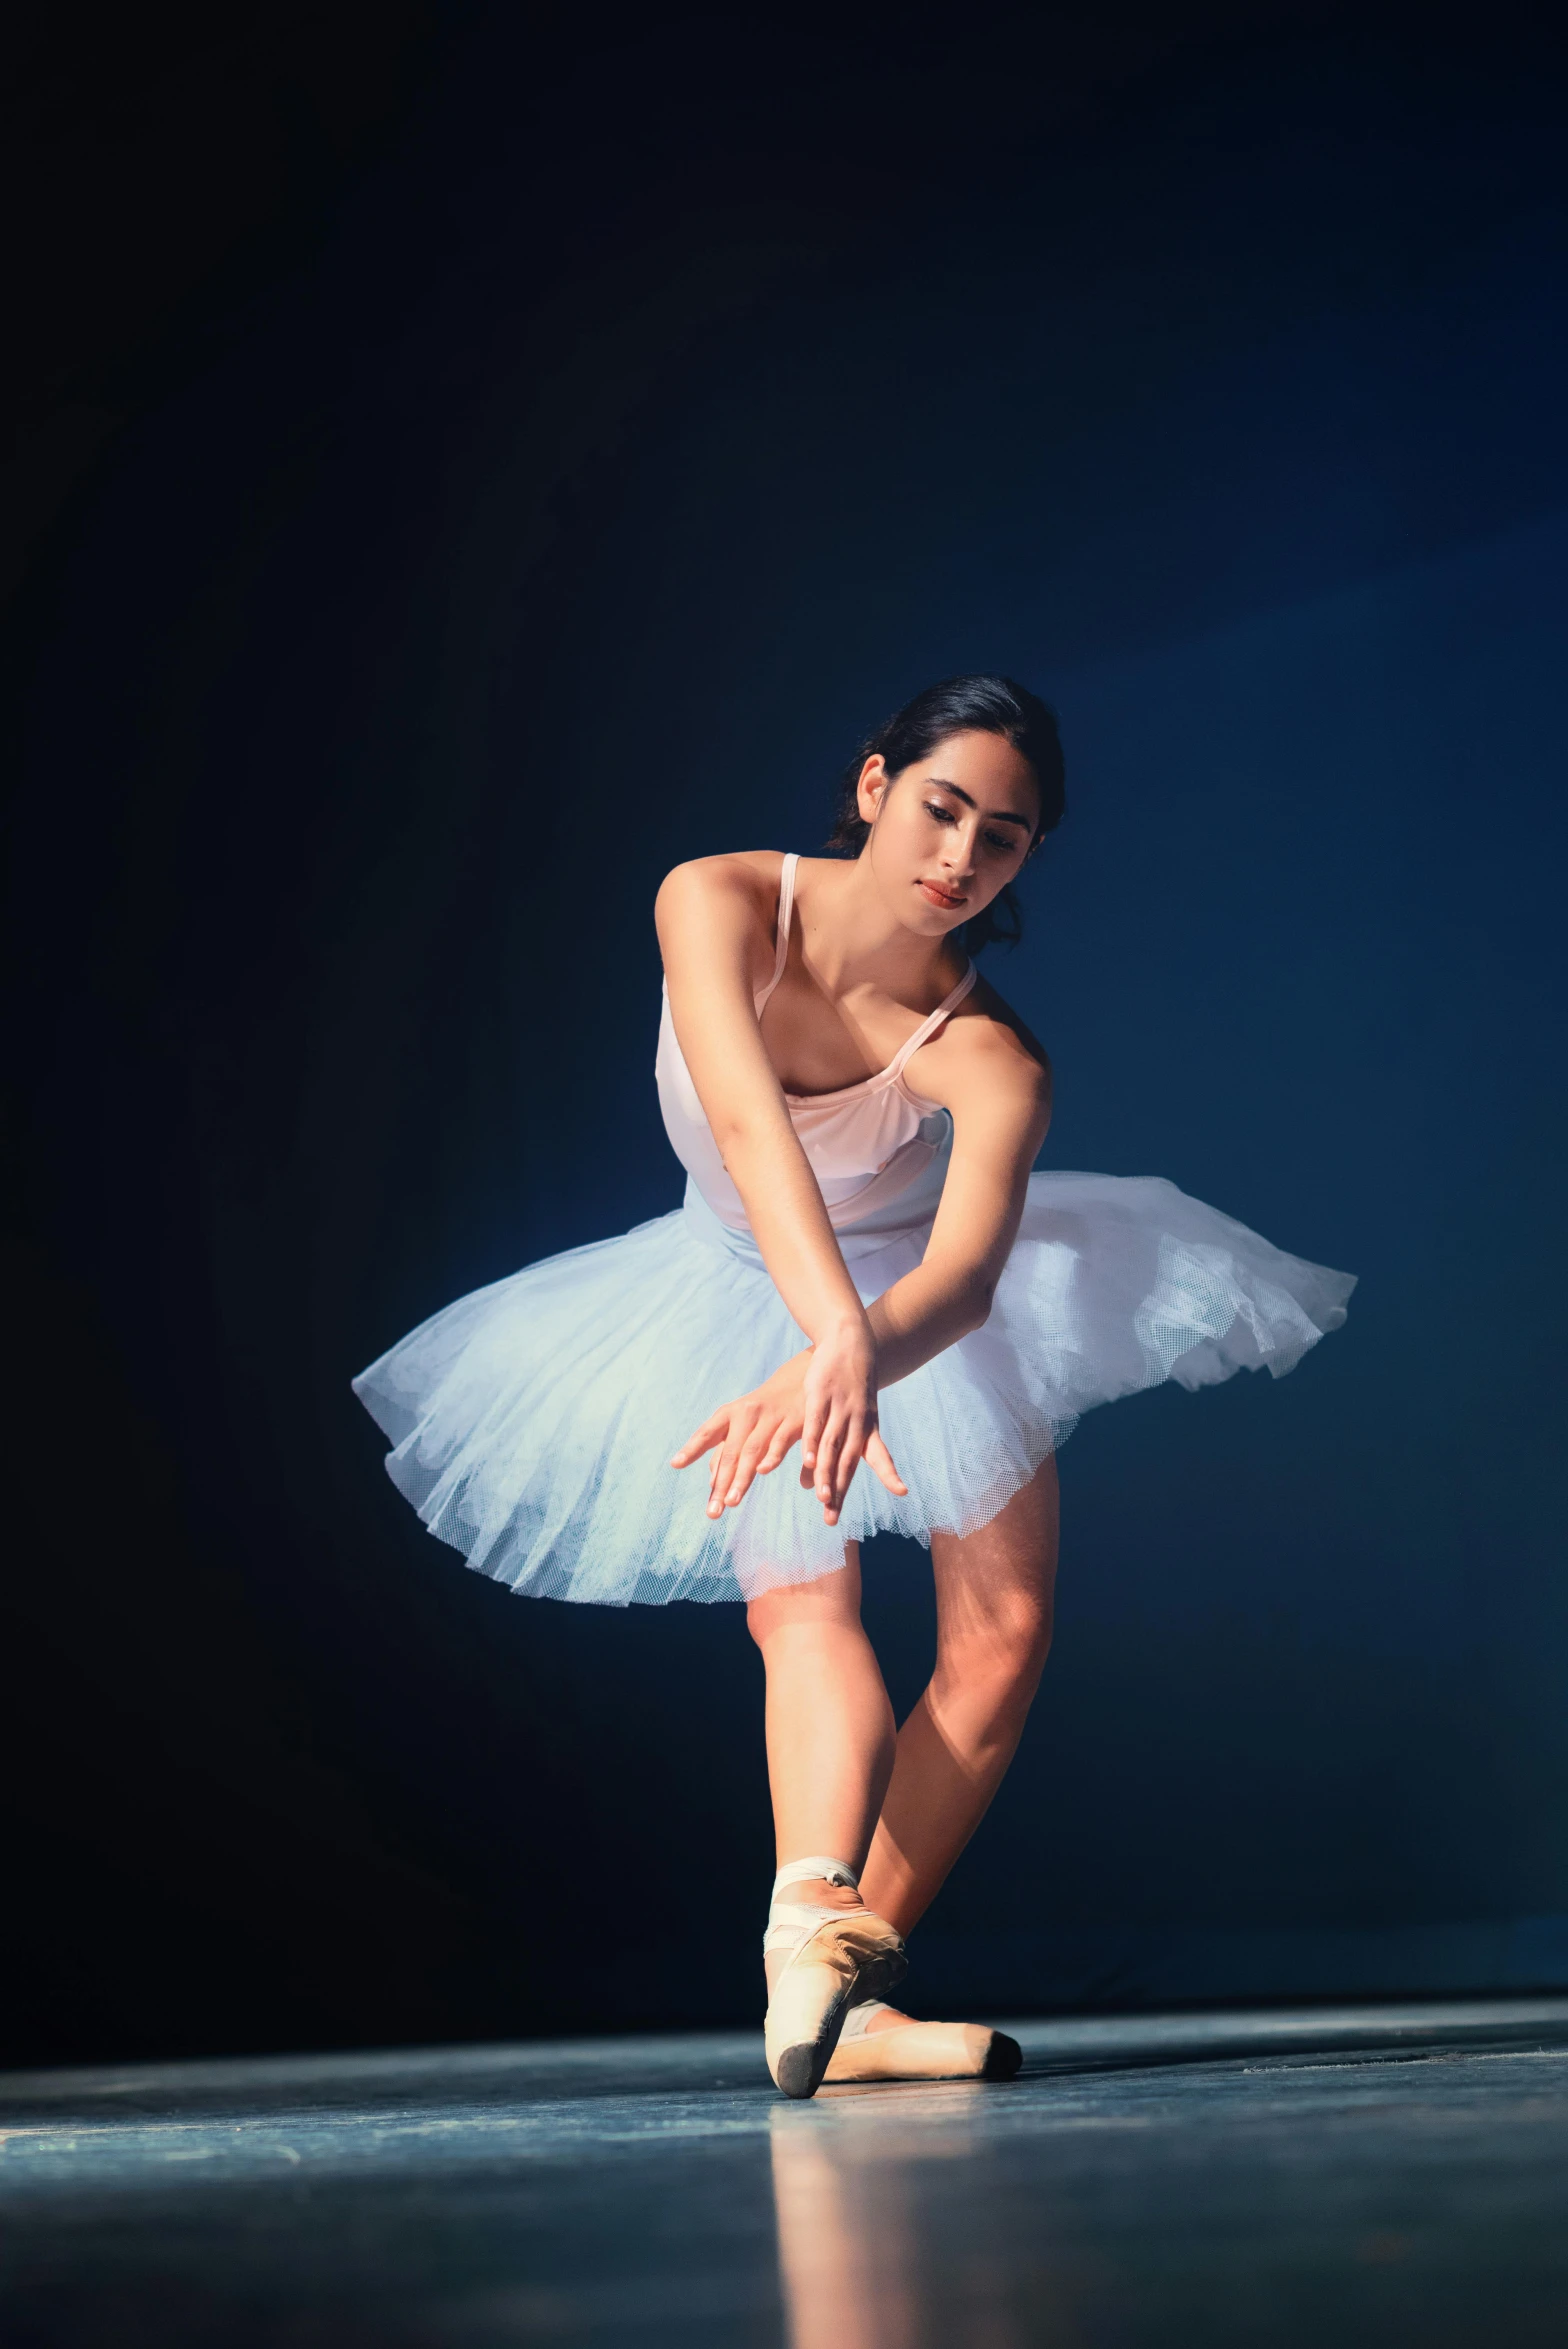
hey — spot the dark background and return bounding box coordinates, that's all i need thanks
[5,0,1566,2068]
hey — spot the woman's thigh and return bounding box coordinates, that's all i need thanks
[928,1456,1059,1659]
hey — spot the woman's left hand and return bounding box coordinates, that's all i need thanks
[671,1349,906,1528]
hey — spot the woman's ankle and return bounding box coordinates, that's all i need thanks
[777,1874,865,1912]
[763,1874,867,1995]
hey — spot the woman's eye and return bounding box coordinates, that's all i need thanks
[924,802,957,825]
[984,831,1016,854]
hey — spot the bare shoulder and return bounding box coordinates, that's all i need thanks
[951,972,1051,1086]
[655,848,784,928]
[654,852,786,983]
[916,971,1053,1125]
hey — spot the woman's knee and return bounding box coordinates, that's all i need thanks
[746,1564,863,1655]
[935,1591,1054,1700]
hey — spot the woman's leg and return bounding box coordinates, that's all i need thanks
[859,1454,1058,1949]
[746,1546,897,1987]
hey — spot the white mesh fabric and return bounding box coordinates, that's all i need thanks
[352,1169,1354,1607]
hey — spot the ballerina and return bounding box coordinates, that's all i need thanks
[354,675,1354,2098]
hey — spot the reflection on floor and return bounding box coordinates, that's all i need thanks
[4,2000,1568,2345]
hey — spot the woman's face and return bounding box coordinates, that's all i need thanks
[857,730,1039,937]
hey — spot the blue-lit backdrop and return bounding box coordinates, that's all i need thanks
[7,6,1566,2057]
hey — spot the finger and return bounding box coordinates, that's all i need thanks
[833,1414,867,1508]
[672,1411,728,1468]
[813,1409,846,1508]
[814,1432,841,1522]
[718,1410,768,1512]
[706,1434,738,1517]
[800,1389,826,1475]
[755,1418,798,1475]
[724,1423,775,1509]
[837,1411,870,1506]
[709,1427,749,1516]
[809,1410,836,1502]
[756,1421,797,1476]
[865,1429,908,1498]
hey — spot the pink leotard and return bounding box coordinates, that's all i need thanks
[656,853,976,1234]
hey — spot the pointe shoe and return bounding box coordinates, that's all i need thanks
[763,1857,907,2101]
[822,2000,1023,2084]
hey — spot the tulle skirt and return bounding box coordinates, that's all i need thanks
[352,1170,1354,1605]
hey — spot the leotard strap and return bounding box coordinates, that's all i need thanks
[882,962,977,1085]
[755,852,799,1013]
[754,850,975,1080]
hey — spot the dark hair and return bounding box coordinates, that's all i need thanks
[824,674,1066,950]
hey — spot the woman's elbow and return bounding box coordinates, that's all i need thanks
[709,1110,783,1169]
[962,1275,998,1333]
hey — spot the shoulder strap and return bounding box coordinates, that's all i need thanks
[755,853,798,1012]
[883,962,978,1083]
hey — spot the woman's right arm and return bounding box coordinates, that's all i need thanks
[657,856,864,1341]
[656,857,902,1519]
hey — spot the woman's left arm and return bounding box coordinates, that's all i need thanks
[868,1021,1052,1386]
[680,1012,1047,1524]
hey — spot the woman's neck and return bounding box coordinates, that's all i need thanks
[792,854,963,1002]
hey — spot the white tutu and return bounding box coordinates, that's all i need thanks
[353,1168,1354,1606]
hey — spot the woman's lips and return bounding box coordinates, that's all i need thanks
[919,880,967,910]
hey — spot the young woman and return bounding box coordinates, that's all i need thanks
[354,676,1354,2099]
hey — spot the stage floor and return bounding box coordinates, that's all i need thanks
[4,1999,1567,2345]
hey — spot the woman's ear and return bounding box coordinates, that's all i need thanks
[856,754,889,829]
